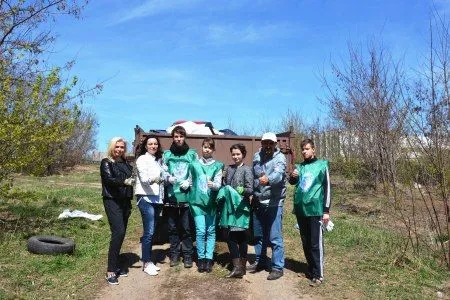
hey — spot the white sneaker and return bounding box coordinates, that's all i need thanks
[143,264,158,276]
[149,262,161,271]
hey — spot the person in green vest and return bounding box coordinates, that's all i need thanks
[189,138,224,273]
[289,138,331,287]
[163,125,198,268]
[217,143,254,278]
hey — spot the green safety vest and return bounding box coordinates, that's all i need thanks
[163,149,197,203]
[216,185,250,229]
[294,159,329,216]
[189,160,224,216]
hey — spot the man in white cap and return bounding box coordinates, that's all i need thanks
[249,132,286,280]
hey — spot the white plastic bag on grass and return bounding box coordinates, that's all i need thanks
[58,209,103,221]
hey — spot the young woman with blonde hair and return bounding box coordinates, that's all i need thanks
[100,137,134,285]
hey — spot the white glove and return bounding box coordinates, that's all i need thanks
[149,176,161,184]
[180,180,190,190]
[320,220,334,232]
[325,220,334,232]
[124,177,135,186]
[168,176,177,184]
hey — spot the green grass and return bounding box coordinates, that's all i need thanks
[325,217,445,298]
[0,165,141,299]
[294,185,448,299]
[0,167,448,299]
[282,184,449,299]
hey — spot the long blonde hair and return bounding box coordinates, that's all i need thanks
[106,137,128,161]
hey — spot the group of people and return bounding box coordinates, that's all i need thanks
[99,126,331,288]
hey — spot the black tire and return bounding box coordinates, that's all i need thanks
[27,235,75,255]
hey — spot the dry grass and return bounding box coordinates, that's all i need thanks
[0,167,448,299]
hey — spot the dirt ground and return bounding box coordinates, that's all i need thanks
[95,243,316,300]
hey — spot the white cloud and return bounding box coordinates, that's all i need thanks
[207,23,293,45]
[104,93,151,103]
[258,88,293,98]
[128,68,192,83]
[161,93,207,105]
[113,0,204,24]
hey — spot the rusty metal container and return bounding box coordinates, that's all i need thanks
[133,125,296,244]
[133,125,295,171]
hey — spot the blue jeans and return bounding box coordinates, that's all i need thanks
[252,205,285,271]
[137,200,162,263]
[194,214,216,259]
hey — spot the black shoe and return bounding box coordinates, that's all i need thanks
[115,268,128,277]
[205,259,213,273]
[170,256,180,267]
[226,258,244,278]
[240,258,247,276]
[197,259,205,273]
[184,257,193,268]
[267,269,283,280]
[105,274,119,285]
[247,262,265,273]
[309,277,323,287]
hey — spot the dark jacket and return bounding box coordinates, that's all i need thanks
[100,158,133,200]
[223,164,253,202]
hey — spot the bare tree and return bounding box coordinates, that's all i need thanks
[0,0,87,78]
[279,108,305,133]
[46,110,98,173]
[396,12,450,268]
[277,108,306,161]
[321,42,408,190]
[321,22,449,268]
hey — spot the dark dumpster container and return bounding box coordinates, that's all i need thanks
[134,125,295,245]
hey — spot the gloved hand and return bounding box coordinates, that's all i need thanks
[168,176,177,184]
[149,176,161,184]
[180,180,190,190]
[236,186,244,195]
[319,219,334,232]
[124,177,135,186]
[325,220,334,232]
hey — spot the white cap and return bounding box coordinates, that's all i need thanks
[261,132,277,143]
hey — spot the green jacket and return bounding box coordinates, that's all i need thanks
[189,160,223,217]
[163,149,197,203]
[216,185,250,229]
[294,159,330,217]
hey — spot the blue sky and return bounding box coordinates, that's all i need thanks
[47,0,449,151]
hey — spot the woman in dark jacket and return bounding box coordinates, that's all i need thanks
[221,143,253,278]
[100,137,134,285]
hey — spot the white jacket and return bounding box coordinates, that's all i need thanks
[135,153,164,202]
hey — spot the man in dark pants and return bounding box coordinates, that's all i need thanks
[166,205,192,266]
[289,138,331,287]
[163,126,197,268]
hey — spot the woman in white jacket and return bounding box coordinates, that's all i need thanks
[135,135,166,276]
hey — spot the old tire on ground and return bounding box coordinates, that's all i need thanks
[27,235,75,255]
